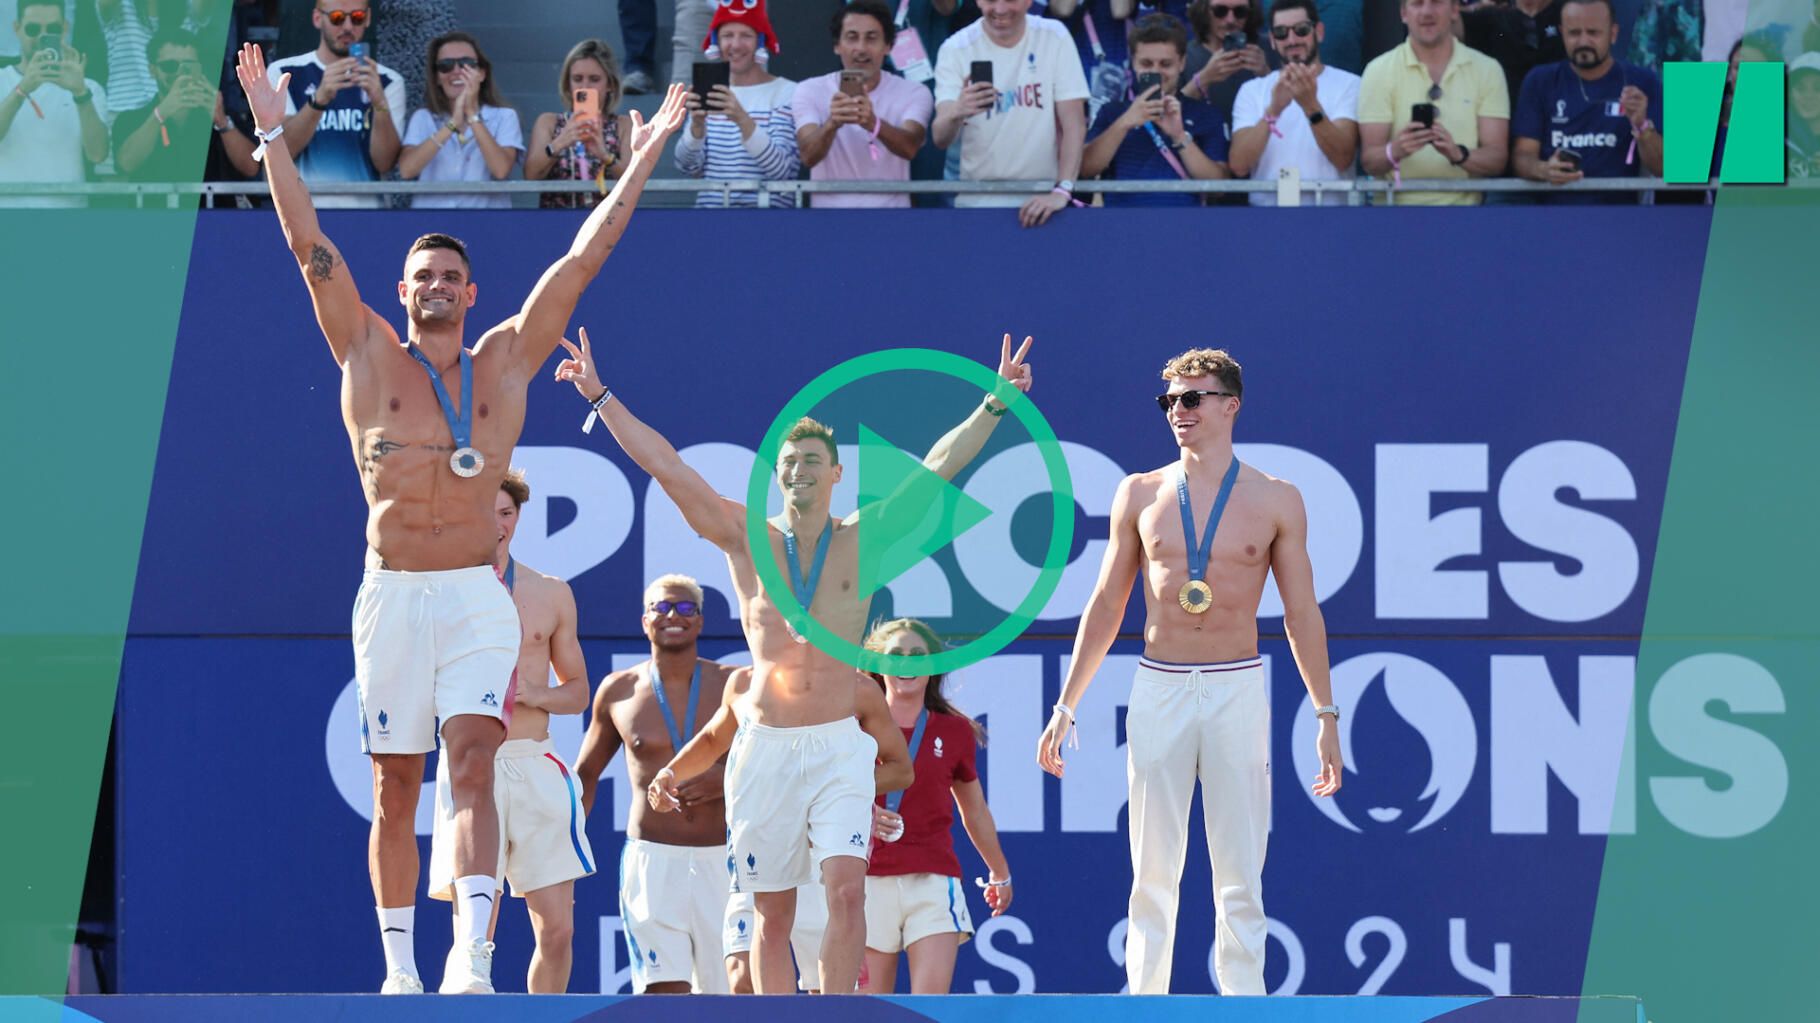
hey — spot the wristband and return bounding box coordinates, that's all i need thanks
[153,106,171,147]
[1263,114,1283,139]
[867,115,881,162]
[974,876,1012,889]
[983,394,1008,417]
[582,388,614,434]
[1051,702,1075,721]
[251,122,284,162]
[1316,704,1341,720]
[307,94,330,112]
[72,89,92,106]
[13,85,44,119]
[1384,141,1401,189]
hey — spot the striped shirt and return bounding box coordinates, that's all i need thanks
[674,76,800,208]
[100,0,157,114]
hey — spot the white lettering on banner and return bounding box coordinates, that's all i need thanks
[1490,655,1636,835]
[1648,652,1788,838]
[1345,916,1406,995]
[1236,444,1363,617]
[953,441,1124,619]
[1376,444,1490,618]
[1496,441,1638,622]
[972,915,1037,993]
[946,656,1045,831]
[1294,653,1477,833]
[512,446,635,582]
[1449,917,1511,995]
[1550,130,1619,149]
[598,916,633,993]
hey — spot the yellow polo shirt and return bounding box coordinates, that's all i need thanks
[1358,39,1509,205]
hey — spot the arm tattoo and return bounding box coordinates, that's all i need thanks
[308,244,336,283]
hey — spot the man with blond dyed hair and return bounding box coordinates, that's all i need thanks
[575,572,739,993]
[1038,348,1343,995]
[556,327,1034,993]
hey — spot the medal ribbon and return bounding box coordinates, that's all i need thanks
[782,520,834,635]
[884,709,929,815]
[404,345,475,457]
[648,660,703,751]
[1176,457,1241,585]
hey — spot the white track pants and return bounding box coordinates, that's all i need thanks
[1124,656,1270,995]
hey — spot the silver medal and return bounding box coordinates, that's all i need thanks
[450,446,485,478]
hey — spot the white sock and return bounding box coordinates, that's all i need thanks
[452,876,495,948]
[376,906,417,979]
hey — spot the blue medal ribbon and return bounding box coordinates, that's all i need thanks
[1177,458,1241,583]
[648,660,702,752]
[502,557,515,593]
[404,344,479,474]
[781,520,834,635]
[884,708,929,815]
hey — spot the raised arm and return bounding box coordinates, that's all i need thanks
[502,85,689,377]
[1269,481,1340,797]
[237,43,373,365]
[1038,474,1144,776]
[574,672,628,813]
[555,328,746,550]
[855,677,913,794]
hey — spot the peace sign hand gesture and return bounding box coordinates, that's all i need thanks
[997,333,1035,394]
[554,326,607,401]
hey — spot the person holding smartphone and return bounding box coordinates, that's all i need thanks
[265,0,406,209]
[1082,12,1230,206]
[527,39,633,210]
[792,0,933,208]
[675,0,800,209]
[1357,0,1509,205]
[0,0,110,209]
[114,26,258,186]
[859,618,1012,995]
[398,31,522,210]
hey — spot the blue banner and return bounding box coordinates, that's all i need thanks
[116,207,1787,998]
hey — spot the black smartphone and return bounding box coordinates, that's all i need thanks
[1555,148,1582,170]
[970,60,994,89]
[1411,102,1437,129]
[1222,32,1247,53]
[692,60,730,104]
[1135,71,1165,98]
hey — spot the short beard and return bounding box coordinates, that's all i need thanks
[326,38,351,57]
[1572,48,1604,68]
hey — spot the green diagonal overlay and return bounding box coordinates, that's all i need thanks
[1580,182,1819,1019]
[0,6,234,999]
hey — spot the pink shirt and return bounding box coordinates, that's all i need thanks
[792,71,934,208]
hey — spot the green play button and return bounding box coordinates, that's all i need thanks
[745,347,1075,678]
[853,423,994,602]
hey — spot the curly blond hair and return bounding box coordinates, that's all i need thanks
[1161,348,1243,400]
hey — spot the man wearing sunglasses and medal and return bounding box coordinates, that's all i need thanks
[573,573,743,994]
[234,42,688,996]
[1038,348,1341,996]
[555,329,1035,994]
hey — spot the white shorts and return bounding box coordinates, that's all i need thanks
[428,738,596,899]
[725,716,876,892]
[618,839,732,993]
[353,565,520,754]
[864,873,974,953]
[723,879,828,992]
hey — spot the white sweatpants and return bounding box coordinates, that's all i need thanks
[1125,656,1270,995]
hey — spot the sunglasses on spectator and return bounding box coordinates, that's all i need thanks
[1156,390,1237,412]
[155,59,202,74]
[1209,4,1248,19]
[649,600,701,617]
[21,22,63,36]
[1271,23,1315,39]
[436,57,480,72]
[318,9,369,26]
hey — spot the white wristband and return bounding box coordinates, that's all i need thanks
[251,122,283,162]
[582,389,613,434]
[974,875,1012,888]
[1051,702,1074,721]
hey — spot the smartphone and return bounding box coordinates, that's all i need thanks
[1411,102,1437,129]
[1555,148,1582,170]
[1222,33,1247,53]
[692,60,730,105]
[1134,71,1165,98]
[839,69,866,98]
[970,60,994,89]
[349,41,369,64]
[572,87,597,121]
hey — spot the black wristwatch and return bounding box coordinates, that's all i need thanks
[1306,109,1326,127]
[1166,134,1186,152]
[1450,144,1471,166]
[543,142,557,159]
[307,94,331,112]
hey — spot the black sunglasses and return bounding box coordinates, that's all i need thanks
[649,599,701,617]
[1271,23,1315,40]
[436,57,480,72]
[22,22,63,36]
[1209,4,1248,19]
[1156,390,1237,412]
[319,9,369,26]
[155,59,202,75]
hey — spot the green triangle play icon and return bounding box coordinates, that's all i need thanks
[854,423,993,602]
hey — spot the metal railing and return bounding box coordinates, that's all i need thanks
[0,175,1777,208]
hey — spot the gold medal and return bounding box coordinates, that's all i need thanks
[1179,579,1213,614]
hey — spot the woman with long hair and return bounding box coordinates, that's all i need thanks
[526,38,633,209]
[860,618,1012,994]
[397,30,521,208]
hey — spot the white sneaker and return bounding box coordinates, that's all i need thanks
[439,939,495,994]
[380,969,424,994]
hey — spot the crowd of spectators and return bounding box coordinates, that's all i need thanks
[1,0,1814,210]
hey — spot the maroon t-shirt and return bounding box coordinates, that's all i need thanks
[869,710,979,878]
